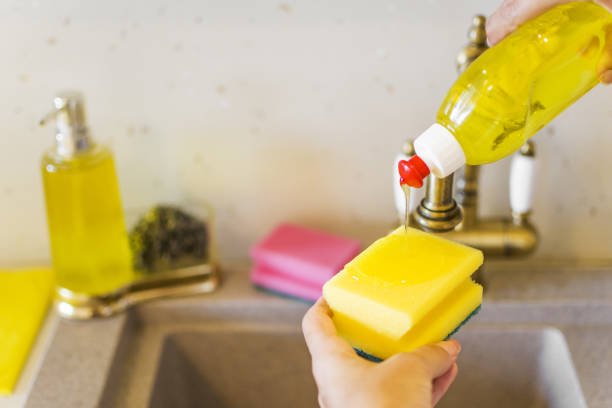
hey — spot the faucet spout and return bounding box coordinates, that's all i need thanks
[412,174,462,232]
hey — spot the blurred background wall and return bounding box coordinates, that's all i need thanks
[1,0,610,263]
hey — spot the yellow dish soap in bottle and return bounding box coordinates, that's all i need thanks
[40,92,133,295]
[399,1,612,188]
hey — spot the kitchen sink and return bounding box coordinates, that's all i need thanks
[28,265,612,408]
[150,330,316,408]
[439,327,585,408]
[97,300,586,408]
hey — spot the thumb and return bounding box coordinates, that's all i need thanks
[387,340,461,379]
[302,298,358,360]
[411,340,461,378]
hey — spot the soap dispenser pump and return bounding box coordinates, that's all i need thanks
[40,91,133,297]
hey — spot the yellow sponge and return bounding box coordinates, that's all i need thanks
[323,227,483,360]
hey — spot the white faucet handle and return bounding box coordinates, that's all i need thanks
[509,141,537,215]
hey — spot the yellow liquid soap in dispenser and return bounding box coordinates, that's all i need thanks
[399,2,612,188]
[40,91,133,295]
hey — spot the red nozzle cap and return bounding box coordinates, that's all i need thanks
[398,156,430,188]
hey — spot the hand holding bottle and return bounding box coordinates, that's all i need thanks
[398,1,611,188]
[487,0,612,83]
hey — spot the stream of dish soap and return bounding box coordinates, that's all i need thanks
[402,184,411,233]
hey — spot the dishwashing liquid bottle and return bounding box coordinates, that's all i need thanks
[40,91,133,295]
[399,1,612,188]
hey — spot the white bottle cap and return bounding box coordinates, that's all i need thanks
[413,123,466,178]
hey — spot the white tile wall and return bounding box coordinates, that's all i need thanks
[1,0,611,263]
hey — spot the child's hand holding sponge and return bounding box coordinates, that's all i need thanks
[323,226,483,360]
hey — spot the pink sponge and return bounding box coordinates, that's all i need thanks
[250,265,323,302]
[250,224,362,301]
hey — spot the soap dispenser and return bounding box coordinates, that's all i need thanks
[40,91,133,296]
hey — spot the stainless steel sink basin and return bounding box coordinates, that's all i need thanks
[97,300,586,408]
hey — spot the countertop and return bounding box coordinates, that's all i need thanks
[18,260,612,407]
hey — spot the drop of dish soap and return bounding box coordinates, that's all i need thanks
[402,184,411,232]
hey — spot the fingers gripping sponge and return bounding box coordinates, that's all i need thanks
[323,227,483,360]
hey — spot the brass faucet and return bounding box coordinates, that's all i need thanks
[404,15,538,257]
